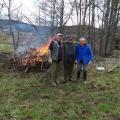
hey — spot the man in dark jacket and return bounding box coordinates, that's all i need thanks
[63,36,76,82]
[76,37,93,82]
[48,33,64,86]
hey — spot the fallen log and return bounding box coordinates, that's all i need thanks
[108,65,118,73]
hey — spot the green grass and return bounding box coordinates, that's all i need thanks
[0,65,120,120]
[0,32,13,53]
[0,44,13,53]
[0,33,10,42]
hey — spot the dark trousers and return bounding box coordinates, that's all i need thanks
[77,61,88,81]
[64,62,74,81]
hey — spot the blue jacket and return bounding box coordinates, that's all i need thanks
[76,43,93,64]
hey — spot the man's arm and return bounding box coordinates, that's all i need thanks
[88,45,94,62]
[48,50,52,59]
[75,44,78,57]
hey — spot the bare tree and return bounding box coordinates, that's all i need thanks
[82,0,88,34]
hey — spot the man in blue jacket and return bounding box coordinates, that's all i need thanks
[76,37,93,82]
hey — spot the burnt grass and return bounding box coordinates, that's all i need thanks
[0,57,120,120]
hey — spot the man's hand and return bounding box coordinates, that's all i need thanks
[88,61,92,65]
[48,57,52,64]
[48,50,52,64]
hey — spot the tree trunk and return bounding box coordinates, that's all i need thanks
[59,0,64,33]
[82,0,88,34]
[50,0,56,35]
[106,0,119,54]
[8,0,16,52]
[78,0,82,36]
[88,0,91,43]
[101,0,110,55]
[91,0,95,52]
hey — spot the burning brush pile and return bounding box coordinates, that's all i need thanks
[17,37,52,71]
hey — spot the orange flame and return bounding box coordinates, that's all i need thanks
[20,37,52,66]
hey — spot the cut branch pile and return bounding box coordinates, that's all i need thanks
[19,48,48,66]
[16,48,50,72]
[16,37,52,72]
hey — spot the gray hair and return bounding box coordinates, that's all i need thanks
[79,37,86,41]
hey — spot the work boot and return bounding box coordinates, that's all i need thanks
[51,81,57,87]
[62,79,68,84]
[68,77,73,82]
[83,72,87,81]
[63,75,69,83]
[56,80,60,84]
[77,71,80,81]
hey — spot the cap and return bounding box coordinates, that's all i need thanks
[57,33,63,36]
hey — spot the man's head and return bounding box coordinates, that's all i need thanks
[79,37,87,46]
[56,33,63,41]
[68,36,74,43]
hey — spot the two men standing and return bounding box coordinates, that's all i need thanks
[48,34,93,85]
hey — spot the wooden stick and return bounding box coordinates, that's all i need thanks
[40,61,43,69]
[108,65,117,72]
[25,66,29,73]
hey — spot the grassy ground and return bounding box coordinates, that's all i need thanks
[0,63,120,120]
[0,33,13,53]
[0,44,13,53]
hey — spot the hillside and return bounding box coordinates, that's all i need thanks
[0,19,52,55]
[0,19,50,33]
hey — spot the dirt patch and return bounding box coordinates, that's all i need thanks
[107,112,120,120]
[82,111,90,119]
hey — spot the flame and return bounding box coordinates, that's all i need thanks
[20,37,52,66]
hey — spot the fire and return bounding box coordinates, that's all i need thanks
[20,37,52,66]
[36,43,49,56]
